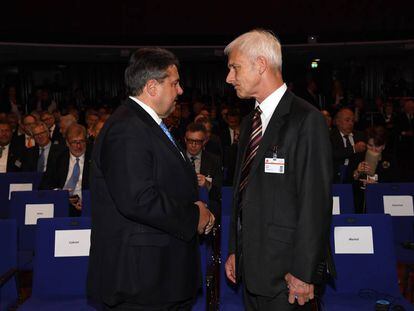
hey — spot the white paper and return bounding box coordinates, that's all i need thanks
[9,183,33,199]
[54,229,91,257]
[332,196,340,215]
[383,195,414,216]
[334,226,374,254]
[24,204,54,225]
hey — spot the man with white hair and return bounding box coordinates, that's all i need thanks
[223,29,333,310]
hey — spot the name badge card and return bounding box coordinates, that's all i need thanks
[383,195,414,216]
[332,196,340,215]
[9,183,33,199]
[25,204,54,225]
[264,158,285,174]
[334,226,374,254]
[54,229,91,257]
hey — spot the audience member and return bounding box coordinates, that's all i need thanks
[0,121,24,172]
[331,108,366,183]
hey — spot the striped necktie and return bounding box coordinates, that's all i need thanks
[239,106,263,193]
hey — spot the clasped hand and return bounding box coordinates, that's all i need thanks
[194,201,215,234]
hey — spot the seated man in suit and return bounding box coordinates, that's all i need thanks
[22,121,65,172]
[11,114,37,151]
[0,121,24,172]
[40,123,91,216]
[331,108,366,183]
[40,111,63,145]
[58,113,77,142]
[185,122,223,216]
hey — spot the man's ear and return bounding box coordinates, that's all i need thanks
[145,79,159,97]
[256,56,267,75]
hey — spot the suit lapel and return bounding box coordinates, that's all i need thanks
[248,91,293,178]
[125,100,195,177]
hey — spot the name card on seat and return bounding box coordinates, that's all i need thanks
[25,204,54,225]
[383,195,414,216]
[54,229,91,257]
[9,183,33,199]
[332,196,340,215]
[334,226,374,254]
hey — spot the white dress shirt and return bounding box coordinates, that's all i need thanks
[64,153,85,198]
[0,144,9,173]
[255,83,287,134]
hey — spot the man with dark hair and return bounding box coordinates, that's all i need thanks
[40,111,62,145]
[185,122,222,216]
[0,121,24,172]
[87,48,214,310]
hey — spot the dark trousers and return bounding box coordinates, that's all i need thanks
[243,286,312,311]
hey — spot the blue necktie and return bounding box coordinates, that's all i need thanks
[37,147,45,172]
[159,121,177,147]
[64,157,80,193]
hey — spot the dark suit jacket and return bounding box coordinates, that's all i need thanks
[330,128,366,183]
[200,151,222,216]
[229,90,332,297]
[50,125,64,145]
[39,146,91,190]
[87,99,201,306]
[22,143,65,172]
[4,143,24,172]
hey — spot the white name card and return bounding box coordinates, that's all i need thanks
[24,204,54,225]
[332,196,340,215]
[383,195,414,216]
[9,183,33,199]
[334,226,374,254]
[54,229,91,257]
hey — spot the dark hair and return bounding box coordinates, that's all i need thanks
[226,108,240,118]
[125,48,179,96]
[186,122,207,135]
[366,126,387,146]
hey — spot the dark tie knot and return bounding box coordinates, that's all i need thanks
[254,106,262,117]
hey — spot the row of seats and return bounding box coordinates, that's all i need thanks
[1,171,414,310]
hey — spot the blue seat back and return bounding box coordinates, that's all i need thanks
[0,172,42,218]
[9,190,69,269]
[326,214,399,295]
[332,184,355,214]
[365,183,414,214]
[221,187,233,217]
[32,217,91,299]
[0,219,18,311]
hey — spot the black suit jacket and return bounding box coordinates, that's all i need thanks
[330,128,366,183]
[229,90,332,297]
[4,144,24,172]
[22,144,65,172]
[50,125,64,145]
[87,99,201,306]
[200,150,222,216]
[39,146,91,190]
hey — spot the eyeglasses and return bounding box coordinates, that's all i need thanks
[33,130,48,137]
[68,140,86,146]
[186,139,204,145]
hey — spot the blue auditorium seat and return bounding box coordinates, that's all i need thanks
[323,214,413,310]
[332,183,355,214]
[19,217,94,310]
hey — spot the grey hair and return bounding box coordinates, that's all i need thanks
[29,121,49,136]
[224,29,282,72]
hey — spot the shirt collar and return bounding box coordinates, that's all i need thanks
[255,83,287,119]
[40,142,51,151]
[340,131,353,138]
[69,153,85,162]
[129,96,162,125]
[186,151,201,159]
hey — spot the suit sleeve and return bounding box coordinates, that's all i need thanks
[100,120,199,242]
[290,111,333,283]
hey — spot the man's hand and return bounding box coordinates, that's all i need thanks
[197,174,211,188]
[225,254,236,284]
[194,201,215,234]
[354,141,366,153]
[285,273,314,306]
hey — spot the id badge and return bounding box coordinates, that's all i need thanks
[264,158,285,174]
